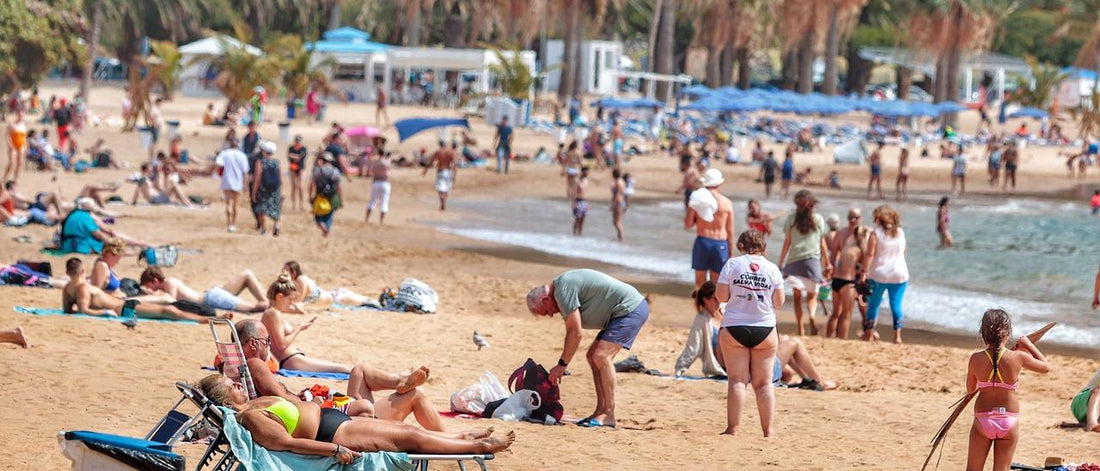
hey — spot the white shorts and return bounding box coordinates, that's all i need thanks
[435,170,453,194]
[368,180,391,213]
[785,275,819,295]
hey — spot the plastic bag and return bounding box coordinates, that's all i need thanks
[450,371,509,415]
[394,278,439,314]
[491,390,541,422]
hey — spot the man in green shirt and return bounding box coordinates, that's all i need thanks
[526,269,649,428]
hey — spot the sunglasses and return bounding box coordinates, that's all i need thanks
[250,336,271,347]
[848,215,861,220]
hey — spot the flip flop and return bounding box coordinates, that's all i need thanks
[576,418,615,429]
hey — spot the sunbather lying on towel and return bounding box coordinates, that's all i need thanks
[233,318,444,431]
[62,258,227,323]
[198,374,514,463]
[139,267,269,313]
[129,163,197,208]
[282,261,375,310]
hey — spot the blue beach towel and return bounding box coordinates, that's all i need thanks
[200,366,350,381]
[14,306,199,324]
[220,407,413,471]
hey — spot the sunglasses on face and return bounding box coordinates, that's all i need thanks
[250,337,271,347]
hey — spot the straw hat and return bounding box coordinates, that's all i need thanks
[700,168,725,187]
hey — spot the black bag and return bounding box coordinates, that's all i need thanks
[506,358,563,423]
[260,160,281,191]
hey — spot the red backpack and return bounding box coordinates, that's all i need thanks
[507,358,564,423]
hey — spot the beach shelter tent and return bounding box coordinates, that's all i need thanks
[179,36,263,98]
[306,27,389,102]
[834,140,869,165]
[394,117,470,142]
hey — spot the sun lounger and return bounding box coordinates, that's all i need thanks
[209,318,257,399]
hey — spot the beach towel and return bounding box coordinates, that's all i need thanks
[219,407,413,471]
[200,366,351,381]
[14,306,198,324]
[688,188,717,222]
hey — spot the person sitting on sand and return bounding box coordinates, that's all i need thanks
[62,258,222,323]
[138,266,269,313]
[0,326,28,348]
[59,198,150,254]
[231,318,443,431]
[84,138,120,169]
[196,374,513,463]
[280,261,375,310]
[674,281,727,378]
[130,163,196,208]
[772,334,838,391]
[965,309,1050,471]
[1069,367,1100,433]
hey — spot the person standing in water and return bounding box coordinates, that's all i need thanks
[610,168,626,241]
[423,142,457,211]
[895,148,910,201]
[572,167,589,236]
[760,151,779,198]
[867,142,884,200]
[1002,141,1019,191]
[778,190,832,336]
[685,169,734,289]
[937,196,953,248]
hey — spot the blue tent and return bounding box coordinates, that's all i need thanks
[304,27,388,54]
[1008,107,1049,119]
[394,117,470,142]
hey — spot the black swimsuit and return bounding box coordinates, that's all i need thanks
[316,408,351,443]
[725,325,774,349]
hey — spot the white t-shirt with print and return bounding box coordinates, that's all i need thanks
[717,254,784,328]
[216,148,250,192]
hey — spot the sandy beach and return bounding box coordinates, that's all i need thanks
[0,83,1097,469]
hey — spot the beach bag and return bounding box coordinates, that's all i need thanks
[450,371,510,415]
[393,278,439,314]
[0,266,40,286]
[260,160,281,191]
[507,358,563,424]
[139,245,179,267]
[491,390,541,422]
[312,195,332,216]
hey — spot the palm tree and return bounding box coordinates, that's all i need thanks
[199,25,286,112]
[1010,56,1069,109]
[820,0,868,95]
[654,0,675,100]
[489,47,535,100]
[148,41,183,100]
[1070,89,1100,139]
[268,35,335,106]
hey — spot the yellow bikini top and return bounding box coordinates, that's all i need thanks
[262,398,300,434]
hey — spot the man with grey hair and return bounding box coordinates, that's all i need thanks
[526,269,649,428]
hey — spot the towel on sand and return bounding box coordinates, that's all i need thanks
[14,306,198,324]
[200,366,350,381]
[220,407,413,471]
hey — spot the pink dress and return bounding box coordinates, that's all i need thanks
[306,90,320,117]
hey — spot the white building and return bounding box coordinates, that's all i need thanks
[544,40,623,95]
[383,47,536,106]
[305,27,389,103]
[178,35,262,98]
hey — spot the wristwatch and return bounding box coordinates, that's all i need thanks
[557,358,568,367]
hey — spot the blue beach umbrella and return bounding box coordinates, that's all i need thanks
[1008,107,1049,119]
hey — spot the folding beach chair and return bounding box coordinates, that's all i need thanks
[407,453,494,471]
[209,318,257,400]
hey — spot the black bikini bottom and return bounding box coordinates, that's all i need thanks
[316,407,351,443]
[725,326,775,349]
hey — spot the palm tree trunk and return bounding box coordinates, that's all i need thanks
[797,31,815,94]
[933,55,947,103]
[737,47,751,89]
[705,45,723,88]
[943,2,964,125]
[328,0,343,31]
[407,0,422,46]
[719,46,735,86]
[782,49,798,90]
[558,0,578,99]
[80,0,103,103]
[846,40,872,95]
[248,1,264,45]
[896,65,912,100]
[821,6,840,95]
[647,0,663,73]
[655,0,676,101]
[572,15,586,94]
[443,2,465,48]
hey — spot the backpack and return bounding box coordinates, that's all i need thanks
[317,171,337,198]
[138,245,179,267]
[506,358,563,424]
[260,160,281,191]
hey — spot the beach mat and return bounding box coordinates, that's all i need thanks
[14,306,198,324]
[200,365,349,381]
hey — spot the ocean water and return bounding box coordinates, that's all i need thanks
[432,193,1100,348]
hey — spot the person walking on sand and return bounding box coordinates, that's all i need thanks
[867,142,884,199]
[685,168,734,288]
[1002,141,1018,191]
[716,230,785,436]
[4,108,28,182]
[780,147,795,198]
[859,205,909,343]
[286,135,308,211]
[365,151,392,224]
[896,147,910,201]
[760,150,778,198]
[778,190,832,336]
[610,168,626,241]
[951,147,968,195]
[310,152,343,237]
[965,309,1050,471]
[827,209,869,339]
[572,167,589,236]
[423,141,457,211]
[526,269,650,428]
[250,141,282,236]
[216,137,249,233]
[492,116,513,174]
[375,84,390,128]
[937,197,953,248]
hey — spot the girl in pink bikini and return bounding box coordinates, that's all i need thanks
[965,309,1050,471]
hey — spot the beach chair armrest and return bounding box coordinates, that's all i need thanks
[407,453,494,471]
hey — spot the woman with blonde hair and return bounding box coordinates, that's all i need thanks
[859,205,910,343]
[281,261,375,310]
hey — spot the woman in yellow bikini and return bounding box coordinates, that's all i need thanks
[4,108,28,181]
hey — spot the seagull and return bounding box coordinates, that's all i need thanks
[472,331,490,350]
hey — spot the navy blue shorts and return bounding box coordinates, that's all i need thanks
[691,237,729,273]
[596,300,649,350]
[314,213,334,231]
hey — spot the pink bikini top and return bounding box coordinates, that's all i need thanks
[976,348,1018,391]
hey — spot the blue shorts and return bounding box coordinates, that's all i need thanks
[314,213,334,231]
[691,237,729,273]
[596,300,649,350]
[203,287,240,311]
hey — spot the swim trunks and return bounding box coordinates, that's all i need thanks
[870,164,882,177]
[691,236,730,274]
[435,169,453,193]
[203,287,240,311]
[595,300,649,349]
[573,198,588,219]
[831,278,855,292]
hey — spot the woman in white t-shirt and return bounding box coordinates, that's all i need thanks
[859,205,910,343]
[716,230,785,437]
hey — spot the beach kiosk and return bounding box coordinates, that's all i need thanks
[306,27,389,103]
[382,47,536,108]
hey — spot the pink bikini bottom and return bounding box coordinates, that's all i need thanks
[975,410,1020,440]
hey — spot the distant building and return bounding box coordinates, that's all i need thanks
[544,40,623,95]
[305,27,389,103]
